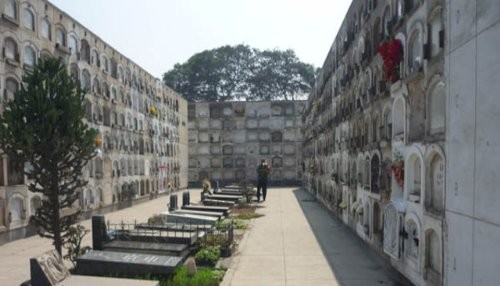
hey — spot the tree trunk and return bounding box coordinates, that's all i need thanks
[52,174,62,255]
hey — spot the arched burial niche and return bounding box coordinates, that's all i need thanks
[425,151,444,213]
[371,154,380,194]
[383,201,404,259]
[425,229,442,283]
[428,81,445,134]
[392,97,405,140]
[407,153,422,203]
[405,218,420,266]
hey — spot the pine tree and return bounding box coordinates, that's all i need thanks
[0,58,97,254]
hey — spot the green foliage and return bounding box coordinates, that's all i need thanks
[214,219,247,230]
[234,211,264,220]
[195,247,221,267]
[0,58,97,254]
[198,234,230,249]
[63,225,91,266]
[170,266,221,286]
[147,214,166,224]
[163,44,316,102]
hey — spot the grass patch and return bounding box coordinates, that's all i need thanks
[170,266,223,286]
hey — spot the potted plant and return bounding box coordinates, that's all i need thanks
[219,238,232,258]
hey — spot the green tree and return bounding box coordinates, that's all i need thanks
[163,45,315,102]
[0,58,97,254]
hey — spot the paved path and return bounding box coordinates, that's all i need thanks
[221,187,411,286]
[0,187,411,286]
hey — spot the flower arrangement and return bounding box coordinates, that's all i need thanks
[378,39,403,83]
[150,106,158,116]
[201,179,212,195]
[390,151,404,188]
[95,136,102,146]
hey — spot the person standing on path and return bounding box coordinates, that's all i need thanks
[256,159,270,202]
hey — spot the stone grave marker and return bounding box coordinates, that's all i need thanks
[30,249,70,286]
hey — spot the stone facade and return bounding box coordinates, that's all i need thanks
[0,0,188,232]
[302,0,445,285]
[188,101,305,187]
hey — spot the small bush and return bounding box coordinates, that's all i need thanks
[63,225,92,266]
[198,234,230,249]
[147,214,165,224]
[195,247,220,267]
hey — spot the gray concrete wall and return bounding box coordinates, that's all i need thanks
[445,1,500,285]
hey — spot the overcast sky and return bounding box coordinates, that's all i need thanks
[49,0,352,78]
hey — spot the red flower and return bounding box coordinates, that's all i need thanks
[378,39,403,83]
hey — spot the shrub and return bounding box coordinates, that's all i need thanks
[147,214,165,224]
[198,233,230,249]
[63,225,92,266]
[195,247,220,267]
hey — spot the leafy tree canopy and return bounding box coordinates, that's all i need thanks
[163,45,317,102]
[0,58,97,254]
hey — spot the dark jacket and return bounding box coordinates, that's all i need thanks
[257,163,270,182]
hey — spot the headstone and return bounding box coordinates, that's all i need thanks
[30,250,70,286]
[182,191,190,206]
[185,257,197,277]
[169,194,178,211]
[92,215,108,250]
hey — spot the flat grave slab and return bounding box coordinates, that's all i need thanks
[182,204,231,216]
[76,250,182,277]
[173,209,225,219]
[30,250,157,286]
[202,199,235,207]
[204,194,242,202]
[135,222,212,232]
[63,275,159,286]
[215,189,245,196]
[223,185,243,190]
[161,212,219,225]
[103,240,189,257]
[114,229,199,245]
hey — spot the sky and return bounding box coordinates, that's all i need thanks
[49,0,352,79]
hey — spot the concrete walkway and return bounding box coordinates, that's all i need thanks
[221,187,411,286]
[0,187,411,286]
